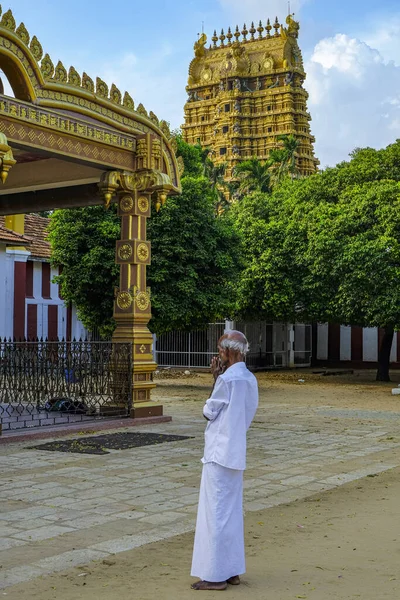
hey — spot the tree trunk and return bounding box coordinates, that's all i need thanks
[376,325,394,381]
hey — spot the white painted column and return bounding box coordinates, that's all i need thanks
[288,323,295,368]
[317,323,329,360]
[363,327,378,362]
[340,325,351,361]
[224,320,235,333]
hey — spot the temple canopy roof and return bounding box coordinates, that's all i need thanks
[0,6,182,214]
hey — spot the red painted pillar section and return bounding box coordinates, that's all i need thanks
[27,304,37,340]
[66,303,72,341]
[48,305,58,340]
[351,326,363,361]
[13,261,27,340]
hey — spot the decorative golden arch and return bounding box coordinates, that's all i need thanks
[0,6,184,418]
[0,6,183,186]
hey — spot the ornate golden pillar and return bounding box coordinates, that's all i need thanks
[100,160,176,418]
[114,189,157,417]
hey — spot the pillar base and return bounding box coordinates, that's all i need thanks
[131,402,163,419]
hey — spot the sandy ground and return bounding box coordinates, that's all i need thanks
[3,368,400,599]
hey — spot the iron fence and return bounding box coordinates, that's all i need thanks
[0,339,133,432]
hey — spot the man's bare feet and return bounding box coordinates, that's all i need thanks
[191,580,228,591]
[227,575,240,585]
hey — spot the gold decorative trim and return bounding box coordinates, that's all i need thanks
[0,96,136,151]
[120,195,134,212]
[136,291,150,311]
[116,291,133,310]
[118,244,133,261]
[0,117,134,170]
[137,243,149,262]
[137,195,149,213]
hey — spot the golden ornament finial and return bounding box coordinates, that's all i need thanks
[53,60,67,82]
[110,83,122,104]
[265,18,272,38]
[68,66,81,87]
[149,111,159,125]
[241,23,248,41]
[30,36,43,61]
[219,28,225,47]
[40,54,54,79]
[274,17,280,36]
[96,77,108,98]
[82,72,94,92]
[226,27,233,46]
[212,30,218,48]
[234,25,240,41]
[249,22,256,40]
[257,20,264,39]
[123,91,135,110]
[0,9,16,31]
[137,103,148,117]
[16,22,30,45]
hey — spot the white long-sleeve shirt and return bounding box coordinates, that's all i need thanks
[202,361,259,471]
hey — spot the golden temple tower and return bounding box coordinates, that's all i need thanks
[182,15,319,178]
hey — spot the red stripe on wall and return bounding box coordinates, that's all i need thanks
[42,263,51,299]
[351,326,363,361]
[27,304,37,340]
[13,261,26,340]
[26,261,33,298]
[328,323,340,361]
[66,303,72,341]
[48,305,58,341]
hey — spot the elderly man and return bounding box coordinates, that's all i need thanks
[191,330,259,591]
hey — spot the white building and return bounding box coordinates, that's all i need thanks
[0,214,86,340]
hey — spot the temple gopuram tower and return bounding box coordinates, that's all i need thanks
[182,15,319,178]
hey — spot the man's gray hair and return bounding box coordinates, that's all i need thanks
[219,331,250,356]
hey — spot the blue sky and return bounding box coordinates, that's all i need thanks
[3,0,400,166]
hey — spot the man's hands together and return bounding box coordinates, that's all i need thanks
[210,356,225,382]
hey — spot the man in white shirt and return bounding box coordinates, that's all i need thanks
[191,330,259,591]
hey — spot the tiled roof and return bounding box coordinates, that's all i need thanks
[24,214,51,260]
[0,215,51,259]
[0,225,27,245]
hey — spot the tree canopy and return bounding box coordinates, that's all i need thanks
[48,138,241,338]
[232,139,400,379]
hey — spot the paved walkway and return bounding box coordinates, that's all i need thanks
[1,398,400,589]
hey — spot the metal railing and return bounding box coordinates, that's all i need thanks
[0,339,133,432]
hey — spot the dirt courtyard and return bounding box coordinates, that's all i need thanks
[3,368,400,599]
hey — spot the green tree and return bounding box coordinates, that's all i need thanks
[49,139,241,337]
[269,133,300,184]
[48,205,120,339]
[233,140,400,381]
[232,157,272,196]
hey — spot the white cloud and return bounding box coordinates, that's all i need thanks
[305,33,400,167]
[364,17,400,66]
[217,0,308,27]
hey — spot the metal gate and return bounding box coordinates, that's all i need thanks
[155,322,312,370]
[0,339,133,432]
[155,323,226,368]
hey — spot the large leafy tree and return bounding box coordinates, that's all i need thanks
[49,139,241,337]
[232,157,272,196]
[233,139,400,381]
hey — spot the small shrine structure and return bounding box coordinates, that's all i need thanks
[0,7,182,418]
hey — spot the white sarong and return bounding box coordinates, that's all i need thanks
[191,462,245,582]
